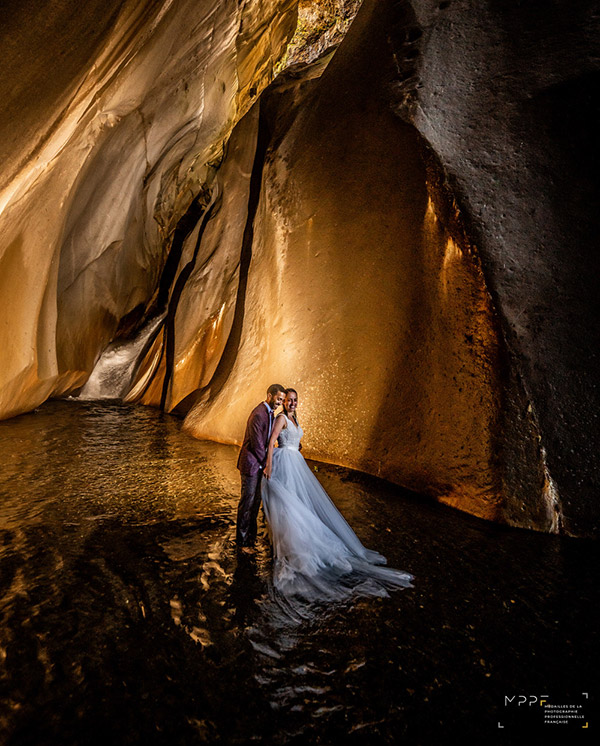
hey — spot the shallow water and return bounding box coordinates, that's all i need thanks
[0,402,597,744]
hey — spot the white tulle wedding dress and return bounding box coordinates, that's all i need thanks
[261,415,413,600]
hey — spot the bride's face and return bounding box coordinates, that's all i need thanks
[284,392,298,414]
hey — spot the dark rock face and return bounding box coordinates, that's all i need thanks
[383,0,600,536]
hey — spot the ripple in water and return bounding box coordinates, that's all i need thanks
[0,401,597,743]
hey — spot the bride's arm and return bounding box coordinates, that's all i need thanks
[263,415,286,480]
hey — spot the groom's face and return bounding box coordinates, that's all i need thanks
[267,390,285,410]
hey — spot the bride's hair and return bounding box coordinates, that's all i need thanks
[283,388,298,419]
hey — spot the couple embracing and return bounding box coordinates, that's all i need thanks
[236,384,413,600]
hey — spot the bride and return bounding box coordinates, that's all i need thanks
[262,388,413,600]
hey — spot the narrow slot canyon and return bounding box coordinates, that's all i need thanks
[0,0,598,742]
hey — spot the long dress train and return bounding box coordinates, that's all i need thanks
[261,415,413,600]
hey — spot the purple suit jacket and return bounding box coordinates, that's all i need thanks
[237,402,272,476]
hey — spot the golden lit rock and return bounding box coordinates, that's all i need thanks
[160,106,259,411]
[0,0,296,419]
[182,52,508,523]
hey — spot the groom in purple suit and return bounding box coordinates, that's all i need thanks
[236,383,286,548]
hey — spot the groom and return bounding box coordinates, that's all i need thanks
[236,383,286,548]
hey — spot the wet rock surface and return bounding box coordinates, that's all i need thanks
[0,403,597,743]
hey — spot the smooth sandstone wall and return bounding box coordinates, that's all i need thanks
[182,3,549,530]
[0,0,296,419]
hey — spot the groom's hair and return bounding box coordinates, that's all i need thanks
[267,383,286,397]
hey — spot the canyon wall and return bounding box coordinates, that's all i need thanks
[0,0,297,416]
[0,0,597,536]
[181,20,542,530]
[400,0,600,536]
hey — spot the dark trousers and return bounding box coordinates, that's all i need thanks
[236,471,263,545]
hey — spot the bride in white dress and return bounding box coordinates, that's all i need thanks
[262,389,413,600]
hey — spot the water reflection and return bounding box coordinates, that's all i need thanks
[0,402,597,743]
